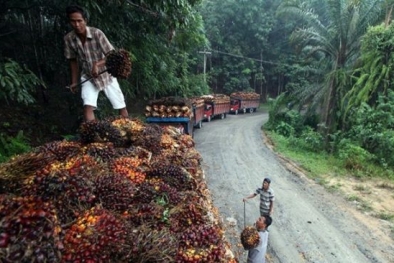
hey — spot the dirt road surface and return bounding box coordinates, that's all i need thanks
[194,111,394,263]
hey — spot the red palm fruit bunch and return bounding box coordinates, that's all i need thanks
[178,224,223,248]
[160,133,177,149]
[240,226,260,250]
[176,243,227,263]
[176,247,210,262]
[26,155,101,185]
[79,119,125,147]
[109,116,134,142]
[0,195,62,262]
[127,224,177,262]
[169,203,207,233]
[62,207,129,263]
[30,155,99,187]
[178,133,195,148]
[133,180,182,206]
[0,151,57,195]
[146,163,195,191]
[94,172,136,213]
[110,157,146,184]
[35,140,82,161]
[26,169,97,225]
[110,116,146,138]
[131,124,163,154]
[61,154,99,176]
[105,49,132,79]
[124,202,165,227]
[32,154,98,178]
[82,142,117,162]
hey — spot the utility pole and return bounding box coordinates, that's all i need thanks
[199,49,211,83]
[260,50,265,102]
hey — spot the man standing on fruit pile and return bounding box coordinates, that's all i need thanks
[64,5,128,122]
[243,178,275,217]
[247,215,272,263]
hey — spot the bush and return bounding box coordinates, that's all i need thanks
[337,140,374,171]
[275,121,294,137]
[300,127,324,152]
[0,59,42,105]
[346,95,394,167]
[0,131,31,163]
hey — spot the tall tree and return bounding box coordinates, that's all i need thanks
[277,0,385,137]
[200,0,278,96]
[343,21,394,122]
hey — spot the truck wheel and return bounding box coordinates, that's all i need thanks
[249,108,254,113]
[207,116,211,122]
[220,113,225,119]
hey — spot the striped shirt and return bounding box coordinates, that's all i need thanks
[64,27,114,91]
[255,187,274,216]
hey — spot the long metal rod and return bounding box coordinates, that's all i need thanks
[244,201,246,228]
[65,69,108,89]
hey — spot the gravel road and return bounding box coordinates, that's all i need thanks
[194,110,394,263]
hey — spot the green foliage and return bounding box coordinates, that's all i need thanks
[278,0,386,136]
[336,139,374,172]
[343,23,394,121]
[0,59,42,105]
[0,131,31,163]
[200,0,279,94]
[288,126,324,153]
[346,91,394,167]
[275,121,295,137]
[265,93,307,138]
[265,93,288,130]
[265,130,343,179]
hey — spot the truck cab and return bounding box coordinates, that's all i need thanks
[203,103,213,122]
[230,99,241,114]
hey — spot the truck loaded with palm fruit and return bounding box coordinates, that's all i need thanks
[229,92,260,114]
[145,96,205,136]
[201,94,231,122]
[0,117,238,263]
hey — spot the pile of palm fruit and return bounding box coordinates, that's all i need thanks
[0,117,237,263]
[200,94,230,104]
[240,226,260,250]
[230,92,260,100]
[144,96,204,118]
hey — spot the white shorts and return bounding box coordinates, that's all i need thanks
[81,78,126,110]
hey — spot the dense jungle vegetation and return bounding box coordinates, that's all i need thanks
[1,0,394,179]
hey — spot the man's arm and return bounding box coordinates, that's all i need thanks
[269,200,273,215]
[69,59,79,92]
[91,58,106,78]
[243,193,257,202]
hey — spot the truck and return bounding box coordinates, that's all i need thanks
[229,92,260,114]
[145,97,205,137]
[201,94,231,122]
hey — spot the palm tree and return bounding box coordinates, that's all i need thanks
[278,0,385,138]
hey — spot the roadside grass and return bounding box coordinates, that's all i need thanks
[376,212,394,221]
[264,131,345,182]
[265,130,394,224]
[264,130,394,181]
[353,185,372,194]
